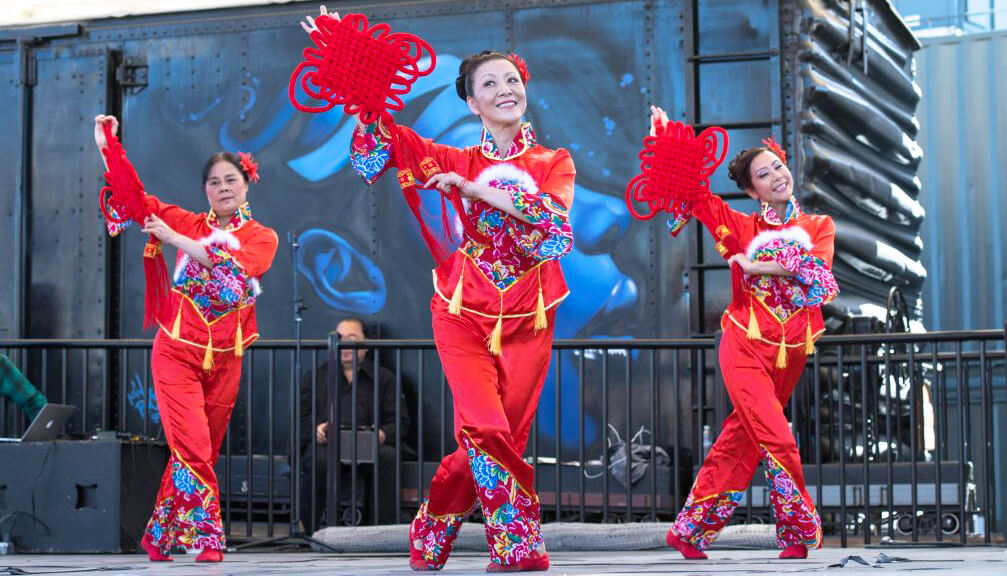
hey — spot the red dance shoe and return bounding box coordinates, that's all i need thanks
[666,530,708,560]
[196,548,224,563]
[486,550,550,572]
[140,533,171,562]
[779,544,808,559]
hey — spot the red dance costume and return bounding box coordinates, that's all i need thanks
[106,199,278,554]
[667,195,839,553]
[351,120,574,569]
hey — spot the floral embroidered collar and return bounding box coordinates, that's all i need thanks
[207,202,252,231]
[760,197,801,226]
[480,122,536,161]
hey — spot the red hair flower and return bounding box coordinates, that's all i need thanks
[508,52,531,84]
[237,152,260,184]
[761,136,787,166]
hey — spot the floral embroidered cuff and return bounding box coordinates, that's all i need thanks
[350,121,392,186]
[773,242,839,307]
[508,188,573,261]
[104,205,133,237]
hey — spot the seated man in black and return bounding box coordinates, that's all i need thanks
[299,317,410,531]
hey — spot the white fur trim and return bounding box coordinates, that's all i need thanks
[745,227,813,259]
[249,277,262,296]
[475,163,539,196]
[173,230,243,281]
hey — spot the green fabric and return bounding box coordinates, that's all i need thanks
[0,354,47,421]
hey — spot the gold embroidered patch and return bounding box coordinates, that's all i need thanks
[398,169,415,189]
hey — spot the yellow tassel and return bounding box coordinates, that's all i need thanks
[488,316,503,356]
[804,317,816,356]
[534,288,547,331]
[170,306,181,340]
[775,336,788,369]
[448,271,464,317]
[746,306,762,340]
[202,338,214,370]
[234,319,244,358]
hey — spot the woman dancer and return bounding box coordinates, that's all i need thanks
[301,9,574,571]
[94,115,278,563]
[650,106,839,560]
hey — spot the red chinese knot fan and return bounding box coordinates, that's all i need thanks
[288,13,436,125]
[624,120,728,221]
[97,121,170,330]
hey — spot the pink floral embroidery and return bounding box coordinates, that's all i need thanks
[409,499,467,570]
[174,204,257,320]
[761,198,800,226]
[760,445,822,549]
[145,455,224,552]
[671,491,743,550]
[747,237,838,321]
[460,434,543,566]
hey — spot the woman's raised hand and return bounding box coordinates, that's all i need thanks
[94,114,118,150]
[424,172,474,198]
[141,214,178,245]
[300,5,339,35]
[649,105,669,137]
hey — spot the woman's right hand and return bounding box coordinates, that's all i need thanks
[94,114,118,150]
[649,105,668,137]
[300,4,339,35]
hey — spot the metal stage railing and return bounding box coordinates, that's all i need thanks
[0,328,1003,546]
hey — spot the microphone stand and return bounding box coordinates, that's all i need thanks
[233,231,336,552]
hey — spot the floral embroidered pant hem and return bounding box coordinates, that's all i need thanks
[144,332,242,552]
[409,299,554,568]
[670,324,822,551]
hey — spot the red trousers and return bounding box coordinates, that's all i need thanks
[670,321,822,550]
[144,332,243,551]
[410,296,555,567]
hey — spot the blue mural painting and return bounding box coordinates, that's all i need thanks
[127,373,160,424]
[295,228,387,315]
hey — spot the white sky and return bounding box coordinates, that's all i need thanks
[2,1,294,26]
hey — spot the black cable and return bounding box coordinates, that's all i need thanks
[28,444,53,538]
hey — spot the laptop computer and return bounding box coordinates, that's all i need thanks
[0,403,76,443]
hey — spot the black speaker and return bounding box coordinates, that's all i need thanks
[0,439,168,552]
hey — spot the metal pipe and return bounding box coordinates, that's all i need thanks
[246,352,254,537]
[837,344,847,547]
[267,349,275,536]
[909,344,918,543]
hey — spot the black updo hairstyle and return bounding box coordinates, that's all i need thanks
[202,152,248,184]
[454,51,523,101]
[726,146,780,191]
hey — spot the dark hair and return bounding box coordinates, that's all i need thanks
[726,146,781,191]
[455,51,520,101]
[202,152,247,184]
[337,317,368,338]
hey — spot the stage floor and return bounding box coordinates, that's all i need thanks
[4,548,1005,575]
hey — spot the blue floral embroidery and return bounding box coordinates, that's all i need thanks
[535,235,572,260]
[172,465,197,495]
[477,209,505,233]
[350,149,391,184]
[188,507,209,524]
[469,452,500,490]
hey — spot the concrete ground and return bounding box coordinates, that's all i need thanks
[3,548,1005,576]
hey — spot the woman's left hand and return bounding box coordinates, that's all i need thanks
[727,253,758,275]
[141,214,179,245]
[424,172,477,199]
